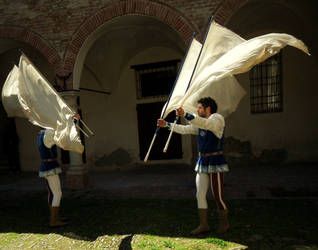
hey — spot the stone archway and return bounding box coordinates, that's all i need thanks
[0,26,62,74]
[75,13,189,168]
[63,0,197,89]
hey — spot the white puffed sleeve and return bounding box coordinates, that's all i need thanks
[186,113,225,139]
[43,129,55,148]
[167,123,198,135]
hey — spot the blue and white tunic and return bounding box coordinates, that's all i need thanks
[37,129,62,178]
[167,112,229,174]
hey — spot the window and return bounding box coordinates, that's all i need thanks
[250,52,283,113]
[131,59,180,99]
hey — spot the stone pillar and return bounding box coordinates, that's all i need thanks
[60,90,89,189]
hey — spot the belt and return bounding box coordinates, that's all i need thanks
[199,151,223,157]
[42,158,57,162]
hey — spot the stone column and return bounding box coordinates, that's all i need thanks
[60,90,89,189]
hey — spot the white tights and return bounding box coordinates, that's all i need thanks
[196,172,227,210]
[45,174,62,207]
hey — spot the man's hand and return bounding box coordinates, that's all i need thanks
[176,107,185,117]
[72,113,81,125]
[157,119,167,127]
[73,113,81,120]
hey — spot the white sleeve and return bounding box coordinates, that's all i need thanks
[167,123,198,135]
[186,113,225,139]
[43,129,55,148]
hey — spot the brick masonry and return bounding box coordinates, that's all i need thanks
[0,0,247,88]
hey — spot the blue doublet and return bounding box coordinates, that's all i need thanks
[198,128,224,154]
[38,130,62,177]
[195,128,228,173]
[184,112,229,173]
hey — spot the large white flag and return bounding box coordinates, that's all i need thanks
[161,38,202,119]
[162,21,247,118]
[182,21,247,117]
[1,54,84,153]
[178,23,310,115]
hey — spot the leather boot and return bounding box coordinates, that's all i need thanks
[49,205,67,222]
[50,206,67,227]
[190,209,210,235]
[216,209,229,234]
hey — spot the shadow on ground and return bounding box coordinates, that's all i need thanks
[0,190,318,249]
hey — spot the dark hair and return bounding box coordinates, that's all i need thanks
[198,97,217,114]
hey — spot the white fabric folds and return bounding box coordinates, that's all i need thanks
[162,21,310,118]
[1,65,26,118]
[1,55,84,153]
[161,38,202,119]
[181,21,247,117]
[162,21,247,118]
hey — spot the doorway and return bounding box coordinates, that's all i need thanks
[137,101,182,160]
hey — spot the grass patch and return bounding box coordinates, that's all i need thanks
[206,237,228,247]
[134,235,237,250]
[163,240,177,248]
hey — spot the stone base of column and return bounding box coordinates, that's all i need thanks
[66,166,89,189]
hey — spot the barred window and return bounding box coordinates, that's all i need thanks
[131,59,180,99]
[250,52,283,113]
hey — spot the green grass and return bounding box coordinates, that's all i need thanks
[0,190,317,249]
[206,238,228,248]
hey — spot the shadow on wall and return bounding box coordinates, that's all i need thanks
[224,136,287,166]
[95,148,132,168]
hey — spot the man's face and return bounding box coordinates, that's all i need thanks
[197,103,207,117]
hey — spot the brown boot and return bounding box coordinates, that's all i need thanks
[216,209,229,234]
[49,205,67,222]
[50,206,67,227]
[190,209,210,235]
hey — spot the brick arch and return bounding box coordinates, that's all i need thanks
[64,0,197,73]
[0,26,63,74]
[214,0,249,25]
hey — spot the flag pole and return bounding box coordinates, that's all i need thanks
[163,16,215,153]
[76,123,89,137]
[143,32,196,162]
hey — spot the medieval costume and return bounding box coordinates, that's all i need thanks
[167,111,229,234]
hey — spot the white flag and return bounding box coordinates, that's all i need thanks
[1,54,84,153]
[162,21,248,119]
[192,21,246,81]
[179,26,310,115]
[181,21,247,117]
[1,65,26,118]
[161,38,202,119]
